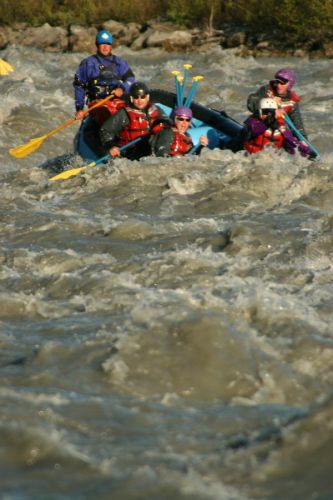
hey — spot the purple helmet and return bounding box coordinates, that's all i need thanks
[174,106,192,119]
[274,68,296,90]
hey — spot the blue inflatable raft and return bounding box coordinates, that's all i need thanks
[75,89,244,162]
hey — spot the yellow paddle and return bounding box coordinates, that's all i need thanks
[9,92,116,159]
[0,58,14,76]
[184,75,204,107]
[49,137,144,182]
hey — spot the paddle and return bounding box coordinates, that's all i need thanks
[171,71,182,107]
[184,76,204,108]
[188,143,202,155]
[179,64,192,106]
[0,58,14,75]
[49,136,144,182]
[9,92,117,159]
[283,113,320,159]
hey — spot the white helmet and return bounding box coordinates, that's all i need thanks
[259,98,278,118]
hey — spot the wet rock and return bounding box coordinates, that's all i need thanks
[1,19,332,57]
[147,29,192,51]
[0,26,12,49]
[323,42,333,58]
[294,49,307,57]
[197,230,231,252]
[21,23,68,52]
[68,25,97,53]
[101,20,141,47]
[130,29,152,50]
[226,31,247,48]
[256,41,270,50]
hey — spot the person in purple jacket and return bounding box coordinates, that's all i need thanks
[243,98,312,157]
[73,30,135,121]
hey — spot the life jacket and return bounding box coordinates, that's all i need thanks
[88,98,126,126]
[244,127,284,154]
[266,84,301,114]
[87,60,119,101]
[118,104,162,146]
[169,129,193,156]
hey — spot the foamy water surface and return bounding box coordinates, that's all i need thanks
[0,44,332,499]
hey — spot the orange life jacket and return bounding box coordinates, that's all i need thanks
[118,104,162,146]
[88,98,126,126]
[244,127,284,154]
[169,129,193,156]
[266,84,301,114]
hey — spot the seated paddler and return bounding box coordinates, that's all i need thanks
[99,81,171,161]
[243,97,312,157]
[153,106,208,157]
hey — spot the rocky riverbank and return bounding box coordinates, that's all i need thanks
[1,19,333,58]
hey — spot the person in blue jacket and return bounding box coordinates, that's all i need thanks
[73,30,135,121]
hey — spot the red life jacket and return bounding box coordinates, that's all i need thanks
[169,129,193,156]
[118,103,161,146]
[244,127,284,154]
[266,84,301,114]
[88,98,126,126]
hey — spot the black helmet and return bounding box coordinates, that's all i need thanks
[129,81,150,98]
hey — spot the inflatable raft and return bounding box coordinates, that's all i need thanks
[75,89,244,162]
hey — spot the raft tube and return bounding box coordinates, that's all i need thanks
[75,89,244,162]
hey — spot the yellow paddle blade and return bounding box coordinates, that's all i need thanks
[9,117,77,158]
[9,135,48,158]
[9,93,116,159]
[49,161,96,181]
[0,58,14,75]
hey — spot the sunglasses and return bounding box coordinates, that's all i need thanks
[261,108,276,115]
[176,117,191,122]
[133,94,148,99]
[276,79,289,84]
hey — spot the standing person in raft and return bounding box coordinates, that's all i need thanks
[73,29,135,125]
[153,106,208,157]
[243,97,312,156]
[247,68,307,140]
[99,81,171,161]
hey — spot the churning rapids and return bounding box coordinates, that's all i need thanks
[0,44,332,499]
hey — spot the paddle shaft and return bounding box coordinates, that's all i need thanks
[188,142,202,155]
[283,113,320,158]
[49,136,145,181]
[9,92,117,158]
[42,92,116,141]
[91,136,144,166]
[185,81,199,108]
[180,68,190,106]
[184,77,203,108]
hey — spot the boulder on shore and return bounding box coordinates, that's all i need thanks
[0,19,331,58]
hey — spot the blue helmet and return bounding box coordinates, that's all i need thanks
[96,30,113,45]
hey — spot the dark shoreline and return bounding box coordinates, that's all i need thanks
[1,20,333,58]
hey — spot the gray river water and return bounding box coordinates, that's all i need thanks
[0,44,332,499]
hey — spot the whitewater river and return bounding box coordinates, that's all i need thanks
[0,44,332,499]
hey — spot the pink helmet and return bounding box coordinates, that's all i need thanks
[174,106,192,119]
[274,68,296,91]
